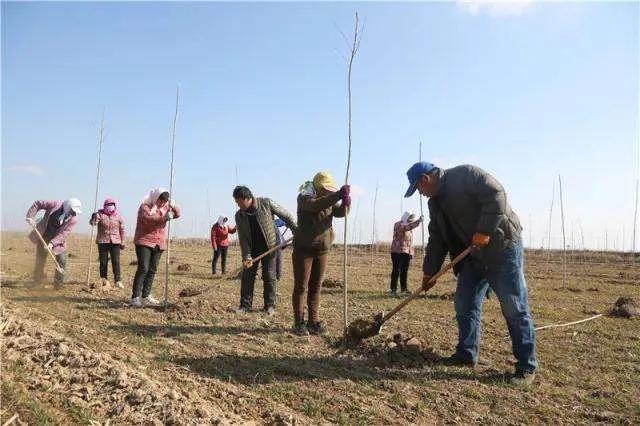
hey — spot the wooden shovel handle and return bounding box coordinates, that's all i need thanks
[381,246,472,325]
[226,237,294,278]
[251,237,293,264]
[28,221,64,272]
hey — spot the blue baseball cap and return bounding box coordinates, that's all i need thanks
[404,161,436,197]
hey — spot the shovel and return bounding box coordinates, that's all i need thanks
[345,246,472,342]
[227,237,293,279]
[28,220,65,274]
[179,237,293,298]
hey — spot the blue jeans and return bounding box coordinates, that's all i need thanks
[454,241,537,373]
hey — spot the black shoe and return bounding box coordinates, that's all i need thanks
[388,290,398,297]
[439,353,477,368]
[307,321,328,336]
[292,321,310,336]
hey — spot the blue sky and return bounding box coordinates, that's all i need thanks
[2,1,638,250]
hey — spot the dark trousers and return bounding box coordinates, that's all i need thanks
[390,252,411,292]
[212,246,228,274]
[98,243,121,282]
[34,243,67,285]
[240,253,277,310]
[132,245,163,299]
[292,249,328,325]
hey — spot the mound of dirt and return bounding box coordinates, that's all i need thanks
[177,263,191,272]
[178,287,203,297]
[361,333,439,368]
[0,307,233,424]
[322,278,343,288]
[610,297,638,318]
[88,279,113,292]
[166,299,217,322]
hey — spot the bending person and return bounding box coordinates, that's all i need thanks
[25,198,82,289]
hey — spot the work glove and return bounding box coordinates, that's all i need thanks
[471,232,491,253]
[169,199,176,208]
[421,274,435,291]
[342,195,352,208]
[120,244,125,250]
[165,211,174,221]
[243,258,254,269]
[47,242,54,252]
[339,185,351,197]
[26,217,36,227]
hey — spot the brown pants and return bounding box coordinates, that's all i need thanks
[292,249,328,324]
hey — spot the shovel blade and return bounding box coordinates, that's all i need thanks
[345,312,384,342]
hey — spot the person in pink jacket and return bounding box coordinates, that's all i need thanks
[90,197,126,289]
[131,188,181,307]
[389,212,423,296]
[25,198,82,288]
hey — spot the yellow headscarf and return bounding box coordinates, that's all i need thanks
[312,171,337,192]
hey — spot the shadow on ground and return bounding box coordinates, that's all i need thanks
[171,353,509,385]
[109,323,290,337]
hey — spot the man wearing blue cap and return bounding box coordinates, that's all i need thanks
[405,162,537,386]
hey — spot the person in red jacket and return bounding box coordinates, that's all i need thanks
[211,216,236,275]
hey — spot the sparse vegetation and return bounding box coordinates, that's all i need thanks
[1,232,639,424]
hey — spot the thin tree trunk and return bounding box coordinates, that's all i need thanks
[371,181,378,268]
[633,179,638,261]
[546,181,555,266]
[558,174,567,288]
[419,140,425,258]
[85,109,105,286]
[342,12,360,336]
[164,86,180,309]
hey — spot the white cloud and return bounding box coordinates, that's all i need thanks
[458,0,534,18]
[9,165,44,175]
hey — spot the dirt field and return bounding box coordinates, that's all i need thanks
[1,231,639,425]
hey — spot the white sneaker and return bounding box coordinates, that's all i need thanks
[130,297,142,308]
[142,296,160,306]
[115,281,124,289]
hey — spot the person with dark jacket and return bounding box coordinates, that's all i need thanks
[404,162,537,386]
[233,186,297,315]
[291,172,350,335]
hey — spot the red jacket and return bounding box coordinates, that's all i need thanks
[133,202,181,250]
[211,223,236,249]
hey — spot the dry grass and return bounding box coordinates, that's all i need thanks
[1,232,639,424]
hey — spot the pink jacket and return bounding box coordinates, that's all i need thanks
[90,212,125,245]
[26,200,78,255]
[390,220,421,256]
[133,202,181,250]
